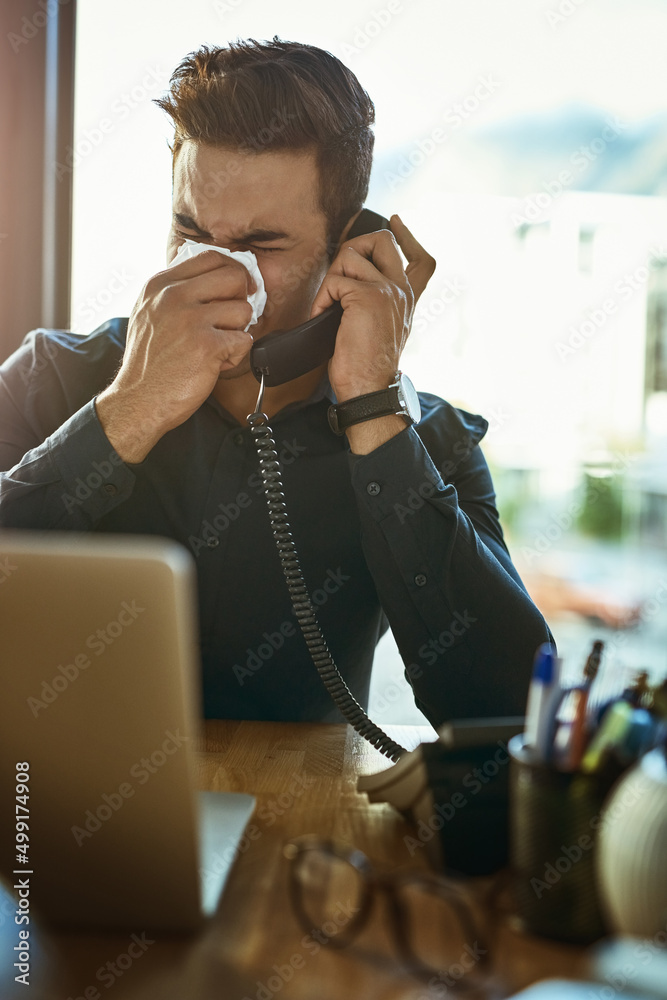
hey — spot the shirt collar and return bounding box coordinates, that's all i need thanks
[206,370,334,426]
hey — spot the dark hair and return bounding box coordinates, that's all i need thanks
[153,38,375,254]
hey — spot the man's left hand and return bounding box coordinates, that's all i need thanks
[310,214,435,403]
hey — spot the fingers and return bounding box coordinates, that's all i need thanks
[197,302,254,367]
[312,253,409,319]
[189,271,256,309]
[310,246,378,314]
[389,214,436,302]
[156,249,257,297]
[338,229,407,288]
[311,227,407,317]
[313,217,435,316]
[200,298,254,333]
[213,328,254,370]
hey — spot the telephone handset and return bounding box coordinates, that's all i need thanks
[245,208,407,762]
[249,209,390,386]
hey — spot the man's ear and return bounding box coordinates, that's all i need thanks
[337,210,362,249]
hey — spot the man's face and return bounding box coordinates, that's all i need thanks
[168,141,332,378]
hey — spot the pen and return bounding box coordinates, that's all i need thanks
[524,643,560,763]
[563,640,604,771]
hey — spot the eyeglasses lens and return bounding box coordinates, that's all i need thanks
[396,881,481,978]
[295,849,365,943]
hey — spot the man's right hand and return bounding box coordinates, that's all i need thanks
[95,251,255,464]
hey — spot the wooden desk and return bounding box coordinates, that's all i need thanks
[0,721,588,999]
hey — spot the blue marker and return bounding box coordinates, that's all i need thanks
[524,643,561,762]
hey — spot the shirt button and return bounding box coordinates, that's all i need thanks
[233,432,244,446]
[414,573,427,587]
[206,536,220,548]
[366,481,381,496]
[103,483,118,496]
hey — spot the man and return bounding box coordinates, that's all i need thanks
[0,39,551,728]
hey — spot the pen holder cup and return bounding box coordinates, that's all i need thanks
[508,735,613,945]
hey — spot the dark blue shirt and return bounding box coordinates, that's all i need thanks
[0,318,552,726]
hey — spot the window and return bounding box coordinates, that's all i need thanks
[73,0,667,719]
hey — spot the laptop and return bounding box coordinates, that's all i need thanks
[0,530,255,933]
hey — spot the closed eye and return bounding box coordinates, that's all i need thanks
[175,231,283,253]
[174,230,215,246]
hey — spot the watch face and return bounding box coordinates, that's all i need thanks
[397,373,421,424]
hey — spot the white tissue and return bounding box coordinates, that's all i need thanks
[169,239,267,329]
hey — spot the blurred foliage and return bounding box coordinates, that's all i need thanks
[576,473,625,540]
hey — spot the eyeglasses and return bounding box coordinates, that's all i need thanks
[283,836,493,989]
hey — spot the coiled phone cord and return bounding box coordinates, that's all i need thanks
[247,381,406,763]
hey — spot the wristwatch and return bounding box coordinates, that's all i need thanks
[328,372,421,435]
